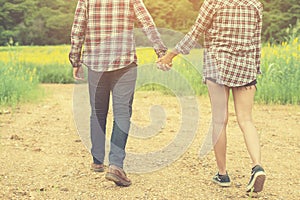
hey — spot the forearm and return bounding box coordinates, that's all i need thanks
[175,0,215,54]
[134,0,167,57]
[69,37,85,68]
[69,0,87,67]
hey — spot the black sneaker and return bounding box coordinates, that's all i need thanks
[246,165,266,193]
[212,172,231,187]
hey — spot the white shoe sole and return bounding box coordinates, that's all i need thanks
[212,179,231,187]
[246,171,266,192]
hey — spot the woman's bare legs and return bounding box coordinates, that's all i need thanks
[232,86,261,167]
[232,85,266,192]
[207,80,230,175]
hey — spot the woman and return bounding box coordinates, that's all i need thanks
[158,0,266,193]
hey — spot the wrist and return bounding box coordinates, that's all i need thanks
[167,51,178,60]
[72,63,82,68]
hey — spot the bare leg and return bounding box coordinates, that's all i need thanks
[207,80,230,175]
[232,86,261,167]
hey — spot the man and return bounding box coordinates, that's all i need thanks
[69,0,167,187]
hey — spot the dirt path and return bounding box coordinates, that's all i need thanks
[0,84,299,200]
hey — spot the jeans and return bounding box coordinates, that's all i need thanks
[88,63,137,168]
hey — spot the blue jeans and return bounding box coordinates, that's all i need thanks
[88,63,137,168]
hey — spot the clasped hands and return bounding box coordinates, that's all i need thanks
[74,51,178,80]
[156,51,177,71]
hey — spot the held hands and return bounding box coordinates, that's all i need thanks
[72,52,178,80]
[156,51,178,71]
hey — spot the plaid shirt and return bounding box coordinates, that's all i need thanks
[175,0,263,87]
[69,0,167,72]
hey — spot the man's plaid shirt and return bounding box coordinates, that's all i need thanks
[69,0,167,72]
[175,0,263,87]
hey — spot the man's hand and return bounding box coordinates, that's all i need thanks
[156,51,177,71]
[73,67,85,81]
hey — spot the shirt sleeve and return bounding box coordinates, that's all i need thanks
[254,9,263,74]
[69,0,87,68]
[174,0,216,55]
[133,0,168,58]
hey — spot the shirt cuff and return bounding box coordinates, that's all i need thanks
[155,49,168,58]
[72,63,82,68]
[69,52,82,68]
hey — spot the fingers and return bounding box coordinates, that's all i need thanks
[73,67,85,81]
[156,54,173,71]
[156,62,172,71]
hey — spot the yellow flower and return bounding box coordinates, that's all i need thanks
[292,37,298,46]
[292,52,298,59]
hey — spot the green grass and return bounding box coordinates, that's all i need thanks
[135,48,205,96]
[0,60,41,107]
[256,38,300,104]
[0,38,299,106]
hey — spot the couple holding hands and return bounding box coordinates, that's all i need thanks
[69,0,266,193]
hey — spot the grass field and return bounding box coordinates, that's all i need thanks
[0,37,299,106]
[257,38,300,104]
[0,48,40,107]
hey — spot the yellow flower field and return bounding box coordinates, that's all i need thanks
[0,37,299,106]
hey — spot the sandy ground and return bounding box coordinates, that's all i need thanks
[0,84,299,200]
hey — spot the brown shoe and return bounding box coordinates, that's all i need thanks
[91,163,104,172]
[105,165,131,187]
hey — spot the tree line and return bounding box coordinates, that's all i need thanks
[0,0,299,46]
